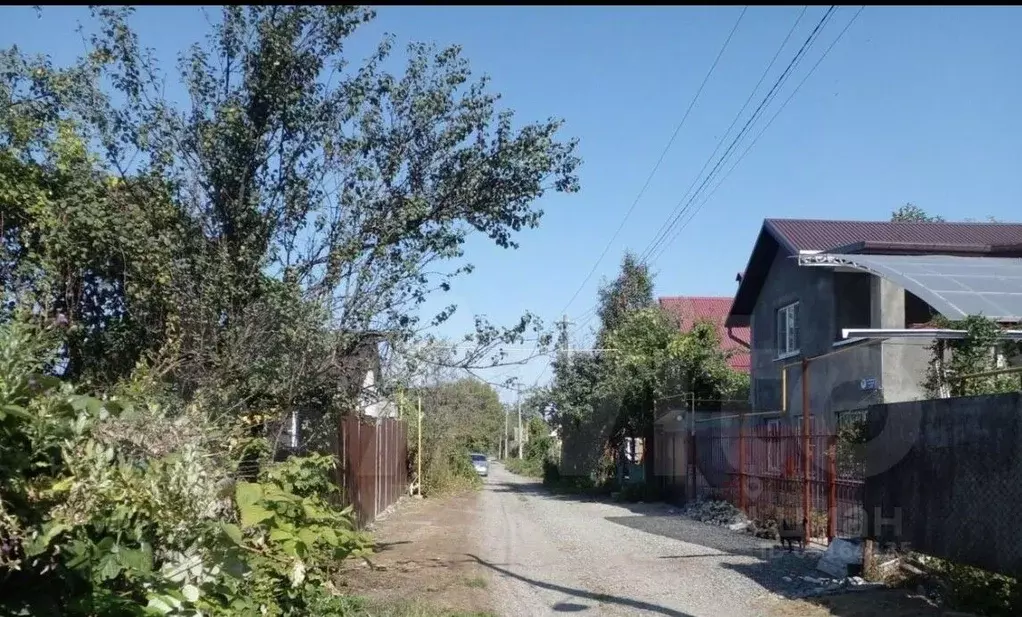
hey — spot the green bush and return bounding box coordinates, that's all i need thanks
[504,457,543,478]
[0,318,371,616]
[930,558,1020,617]
[417,445,482,497]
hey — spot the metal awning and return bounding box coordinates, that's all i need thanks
[799,253,1022,321]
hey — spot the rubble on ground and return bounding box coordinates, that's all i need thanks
[681,499,750,528]
[792,574,885,598]
[746,518,780,540]
[817,537,864,578]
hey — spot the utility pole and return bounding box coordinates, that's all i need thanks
[517,387,523,460]
[503,402,509,460]
[416,395,423,497]
[556,314,573,369]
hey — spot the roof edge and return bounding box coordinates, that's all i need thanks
[727,222,788,324]
[825,240,1004,256]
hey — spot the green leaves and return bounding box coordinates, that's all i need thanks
[235,481,273,528]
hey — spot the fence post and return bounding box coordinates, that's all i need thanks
[688,432,696,502]
[827,433,837,541]
[801,358,812,541]
[738,411,746,512]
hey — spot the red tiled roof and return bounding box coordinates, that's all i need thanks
[766,218,1022,253]
[658,296,750,373]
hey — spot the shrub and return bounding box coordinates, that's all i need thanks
[504,457,543,478]
[0,318,371,616]
[930,558,1020,617]
[417,445,481,497]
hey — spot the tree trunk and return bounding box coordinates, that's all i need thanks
[643,421,655,487]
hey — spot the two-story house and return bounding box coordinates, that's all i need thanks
[725,218,1022,427]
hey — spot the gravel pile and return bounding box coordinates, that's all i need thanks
[682,499,750,529]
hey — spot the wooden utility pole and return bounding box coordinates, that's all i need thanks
[517,388,523,460]
[503,403,509,460]
[417,395,423,497]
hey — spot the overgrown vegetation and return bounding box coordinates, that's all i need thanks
[928,558,1021,617]
[923,315,1022,398]
[0,317,373,615]
[539,252,747,488]
[409,377,505,496]
[504,415,553,478]
[1,4,580,613]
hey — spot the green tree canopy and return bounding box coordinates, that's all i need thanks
[891,203,945,222]
[1,5,581,426]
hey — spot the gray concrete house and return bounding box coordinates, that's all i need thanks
[725,218,1022,428]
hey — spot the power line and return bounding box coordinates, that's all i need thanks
[568,6,848,340]
[554,6,749,317]
[643,5,808,261]
[639,5,838,265]
[650,5,867,259]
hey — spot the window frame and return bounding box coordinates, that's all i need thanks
[776,301,801,359]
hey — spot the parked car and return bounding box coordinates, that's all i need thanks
[470,453,489,477]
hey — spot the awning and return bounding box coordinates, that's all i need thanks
[799,253,1022,321]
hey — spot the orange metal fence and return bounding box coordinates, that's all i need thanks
[691,416,865,540]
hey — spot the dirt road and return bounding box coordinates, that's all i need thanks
[477,463,789,617]
[349,462,944,617]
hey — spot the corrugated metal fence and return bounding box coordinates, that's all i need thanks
[336,416,409,527]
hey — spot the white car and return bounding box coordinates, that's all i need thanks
[470,453,489,477]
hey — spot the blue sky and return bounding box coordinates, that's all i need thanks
[5,6,1022,400]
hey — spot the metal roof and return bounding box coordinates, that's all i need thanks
[658,296,750,372]
[799,253,1022,321]
[767,218,1022,253]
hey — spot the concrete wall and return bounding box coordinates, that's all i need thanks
[749,249,932,425]
[864,393,1022,576]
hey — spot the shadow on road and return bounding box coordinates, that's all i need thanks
[465,554,696,617]
[371,540,412,553]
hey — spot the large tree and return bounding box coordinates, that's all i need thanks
[595,251,654,344]
[1,6,580,427]
[602,307,743,480]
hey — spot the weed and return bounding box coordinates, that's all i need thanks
[463,576,487,589]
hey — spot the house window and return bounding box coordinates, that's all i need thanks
[766,419,781,472]
[776,302,800,357]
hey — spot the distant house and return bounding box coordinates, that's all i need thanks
[658,296,750,373]
[282,334,396,454]
[725,218,1022,426]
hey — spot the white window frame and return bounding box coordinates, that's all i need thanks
[776,301,800,359]
[766,419,781,473]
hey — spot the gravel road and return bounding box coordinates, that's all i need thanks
[477,463,824,617]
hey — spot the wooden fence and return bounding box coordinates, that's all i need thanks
[336,416,408,527]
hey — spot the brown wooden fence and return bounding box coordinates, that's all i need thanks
[336,416,408,527]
